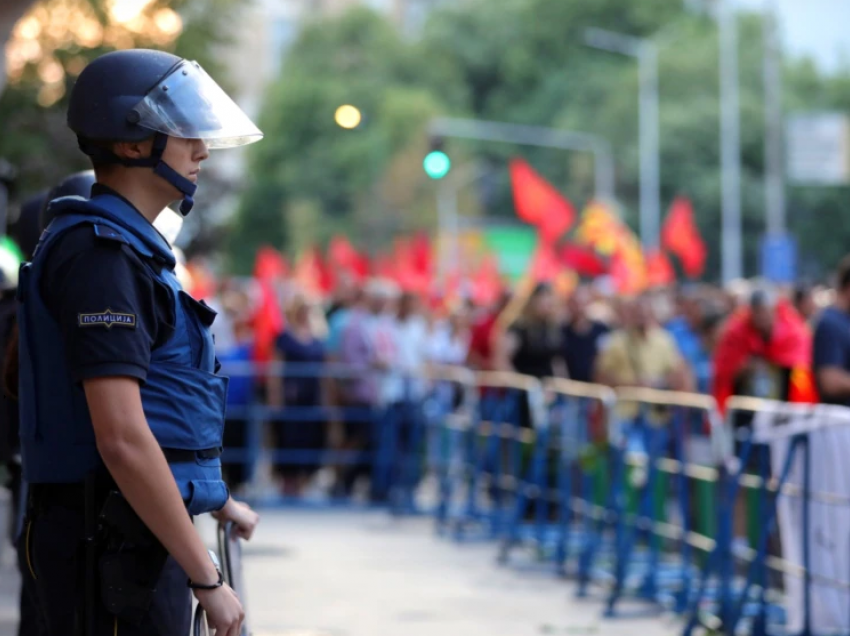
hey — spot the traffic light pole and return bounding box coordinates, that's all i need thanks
[437,163,485,281]
[428,118,615,203]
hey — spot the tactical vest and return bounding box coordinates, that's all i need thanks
[17,193,229,515]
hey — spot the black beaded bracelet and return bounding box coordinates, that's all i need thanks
[187,569,224,590]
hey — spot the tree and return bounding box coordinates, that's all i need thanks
[0,0,37,95]
[229,7,455,273]
[0,0,242,214]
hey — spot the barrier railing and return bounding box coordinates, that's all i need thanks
[497,378,616,586]
[430,370,543,541]
[604,387,726,617]
[215,360,850,634]
[219,361,430,506]
[683,396,850,636]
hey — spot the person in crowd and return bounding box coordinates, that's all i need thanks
[428,304,471,368]
[712,286,816,411]
[666,287,714,393]
[337,279,395,497]
[219,317,256,494]
[562,285,609,383]
[467,291,510,371]
[813,255,850,405]
[388,291,429,403]
[381,291,429,502]
[496,282,567,379]
[793,283,819,324]
[267,293,327,496]
[594,294,693,391]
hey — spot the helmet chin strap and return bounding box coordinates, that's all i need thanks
[149,134,197,216]
[77,132,198,216]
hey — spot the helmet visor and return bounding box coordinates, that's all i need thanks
[133,61,263,149]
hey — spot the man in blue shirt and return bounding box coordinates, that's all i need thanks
[813,256,850,406]
[666,288,712,393]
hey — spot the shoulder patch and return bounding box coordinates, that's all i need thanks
[78,308,137,329]
[92,224,129,246]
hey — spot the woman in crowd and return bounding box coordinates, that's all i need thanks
[267,294,327,496]
[496,282,566,380]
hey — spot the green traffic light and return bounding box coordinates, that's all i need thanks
[423,151,451,179]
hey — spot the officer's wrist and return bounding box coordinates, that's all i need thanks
[187,549,221,589]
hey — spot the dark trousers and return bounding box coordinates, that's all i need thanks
[19,500,191,636]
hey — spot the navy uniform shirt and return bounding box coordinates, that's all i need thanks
[813,306,850,406]
[39,186,173,384]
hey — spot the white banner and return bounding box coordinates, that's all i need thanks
[752,405,850,632]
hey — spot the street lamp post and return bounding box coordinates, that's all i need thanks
[585,27,661,251]
[718,0,743,283]
[763,0,785,237]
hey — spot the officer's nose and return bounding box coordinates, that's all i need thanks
[194,139,210,163]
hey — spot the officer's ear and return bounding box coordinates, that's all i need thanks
[112,138,155,162]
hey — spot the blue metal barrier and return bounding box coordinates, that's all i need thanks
[431,371,541,542]
[684,397,850,636]
[497,379,616,584]
[602,388,726,618]
[214,361,850,635]
[218,361,425,507]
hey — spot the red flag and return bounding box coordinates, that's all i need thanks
[391,237,430,294]
[645,249,675,288]
[559,243,609,277]
[328,236,359,269]
[530,242,561,282]
[410,232,434,277]
[509,158,576,244]
[471,255,503,306]
[253,246,289,280]
[662,197,707,278]
[251,248,286,365]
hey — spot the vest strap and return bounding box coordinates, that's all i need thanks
[161,447,223,463]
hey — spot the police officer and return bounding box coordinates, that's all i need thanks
[17,49,264,636]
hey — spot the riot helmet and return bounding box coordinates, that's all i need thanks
[39,170,96,231]
[10,191,48,261]
[67,49,262,215]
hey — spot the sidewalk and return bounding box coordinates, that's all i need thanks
[0,507,683,636]
[204,509,682,636]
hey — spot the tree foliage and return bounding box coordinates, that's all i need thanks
[0,0,241,201]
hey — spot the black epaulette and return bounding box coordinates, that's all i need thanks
[92,224,129,247]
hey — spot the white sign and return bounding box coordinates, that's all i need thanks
[752,402,850,442]
[786,112,850,185]
[752,404,850,632]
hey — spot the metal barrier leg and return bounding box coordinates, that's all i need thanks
[728,436,801,633]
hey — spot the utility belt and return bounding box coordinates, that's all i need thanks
[26,445,222,511]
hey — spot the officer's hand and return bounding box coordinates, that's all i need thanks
[195,583,244,636]
[213,498,261,541]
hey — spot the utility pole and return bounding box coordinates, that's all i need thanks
[585,28,661,250]
[719,0,743,283]
[763,0,785,236]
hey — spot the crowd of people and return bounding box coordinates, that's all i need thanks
[202,254,846,500]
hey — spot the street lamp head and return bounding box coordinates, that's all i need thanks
[335,104,362,129]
